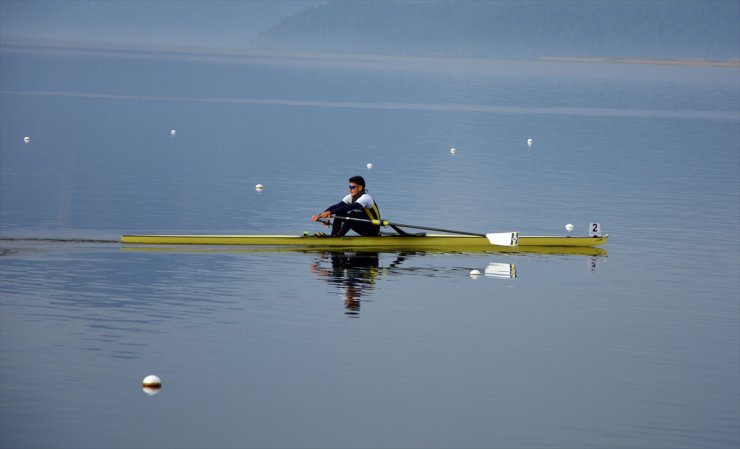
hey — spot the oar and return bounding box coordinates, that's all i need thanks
[323,216,519,246]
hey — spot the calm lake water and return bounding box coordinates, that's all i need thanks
[1,44,739,449]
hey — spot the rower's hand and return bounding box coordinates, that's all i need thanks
[312,211,330,221]
[312,211,331,221]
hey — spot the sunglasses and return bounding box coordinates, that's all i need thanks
[348,185,361,190]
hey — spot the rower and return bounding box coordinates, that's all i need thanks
[311,176,381,237]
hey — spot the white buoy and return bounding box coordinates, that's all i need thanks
[450,147,457,154]
[170,129,176,136]
[527,138,533,147]
[142,375,161,396]
[565,223,574,232]
[366,163,373,169]
[469,269,481,277]
[255,183,264,191]
[141,374,162,390]
[23,136,31,144]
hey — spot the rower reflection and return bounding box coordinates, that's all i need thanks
[310,251,406,317]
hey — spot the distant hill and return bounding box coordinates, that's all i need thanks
[254,0,740,60]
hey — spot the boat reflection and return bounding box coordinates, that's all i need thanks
[120,245,607,257]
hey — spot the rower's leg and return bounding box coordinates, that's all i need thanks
[332,216,351,236]
[350,213,381,236]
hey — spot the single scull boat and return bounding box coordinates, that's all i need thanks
[120,233,608,250]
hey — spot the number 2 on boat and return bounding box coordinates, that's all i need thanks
[589,223,601,237]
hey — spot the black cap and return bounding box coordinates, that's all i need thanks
[349,176,366,187]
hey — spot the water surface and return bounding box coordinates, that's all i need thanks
[1,44,738,448]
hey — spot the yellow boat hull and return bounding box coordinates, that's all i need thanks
[120,233,608,253]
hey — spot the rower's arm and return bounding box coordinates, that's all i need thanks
[326,201,364,215]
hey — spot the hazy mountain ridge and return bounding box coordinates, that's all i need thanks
[255,0,740,60]
[0,0,323,49]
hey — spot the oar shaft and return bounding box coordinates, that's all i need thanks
[382,222,484,237]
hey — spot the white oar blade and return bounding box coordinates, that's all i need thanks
[486,232,519,246]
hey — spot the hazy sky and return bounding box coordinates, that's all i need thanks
[2,1,737,61]
[0,0,323,48]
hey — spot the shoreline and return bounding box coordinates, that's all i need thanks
[540,56,740,67]
[2,37,738,68]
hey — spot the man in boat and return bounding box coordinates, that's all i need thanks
[311,176,381,237]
